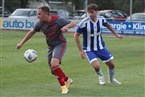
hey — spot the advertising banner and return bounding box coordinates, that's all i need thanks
[2,18,39,30]
[1,18,145,35]
[102,21,145,35]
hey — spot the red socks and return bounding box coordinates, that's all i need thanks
[52,65,68,86]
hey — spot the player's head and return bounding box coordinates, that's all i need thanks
[37,6,51,21]
[87,3,99,12]
[86,3,99,20]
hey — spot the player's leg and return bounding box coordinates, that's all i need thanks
[91,60,106,85]
[48,49,55,75]
[98,48,121,84]
[85,51,105,85]
[50,43,72,94]
[106,61,121,84]
[52,43,73,87]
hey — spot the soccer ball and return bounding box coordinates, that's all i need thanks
[24,49,37,63]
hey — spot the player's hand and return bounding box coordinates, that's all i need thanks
[116,34,123,39]
[16,43,23,49]
[80,50,86,59]
[61,26,68,33]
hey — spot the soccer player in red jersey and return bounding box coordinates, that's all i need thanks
[16,6,76,94]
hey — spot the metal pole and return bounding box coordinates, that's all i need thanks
[2,0,5,18]
[143,0,145,12]
[43,0,45,6]
[130,0,132,21]
[84,0,88,9]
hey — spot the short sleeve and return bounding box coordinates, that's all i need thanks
[33,21,41,32]
[76,18,88,34]
[76,27,83,34]
[101,16,109,26]
[57,17,70,27]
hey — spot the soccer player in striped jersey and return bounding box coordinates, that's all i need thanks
[16,6,75,94]
[74,3,123,85]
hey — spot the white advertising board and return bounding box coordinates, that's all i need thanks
[2,18,39,30]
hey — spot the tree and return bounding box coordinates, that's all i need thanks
[20,0,29,8]
[5,0,20,12]
[68,0,84,10]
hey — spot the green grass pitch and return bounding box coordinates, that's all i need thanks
[0,30,144,97]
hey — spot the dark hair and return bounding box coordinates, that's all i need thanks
[87,3,99,12]
[38,6,50,14]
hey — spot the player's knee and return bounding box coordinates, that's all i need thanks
[51,58,60,66]
[91,61,100,69]
[106,62,115,69]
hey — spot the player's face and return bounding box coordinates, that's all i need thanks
[37,9,48,21]
[88,10,98,20]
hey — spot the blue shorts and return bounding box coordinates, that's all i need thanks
[85,48,114,64]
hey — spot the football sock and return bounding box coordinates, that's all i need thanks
[108,68,115,81]
[96,69,103,76]
[57,77,65,86]
[52,65,68,86]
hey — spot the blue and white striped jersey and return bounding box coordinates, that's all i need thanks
[76,16,108,52]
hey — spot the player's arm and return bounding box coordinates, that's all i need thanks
[106,23,123,39]
[61,21,76,32]
[16,29,36,49]
[74,32,85,59]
